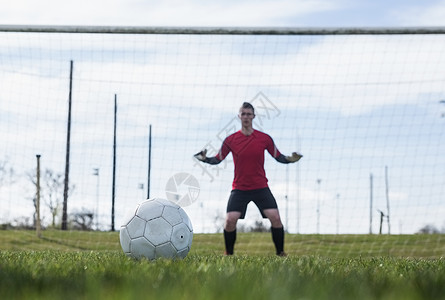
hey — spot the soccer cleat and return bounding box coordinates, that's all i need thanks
[277,251,287,257]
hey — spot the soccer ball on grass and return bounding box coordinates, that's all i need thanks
[119,198,193,260]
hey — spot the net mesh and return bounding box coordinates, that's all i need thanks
[0,28,444,241]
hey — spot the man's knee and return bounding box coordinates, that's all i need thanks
[225,212,241,231]
[264,209,283,227]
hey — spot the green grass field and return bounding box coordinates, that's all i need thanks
[1,230,445,299]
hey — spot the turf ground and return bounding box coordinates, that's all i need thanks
[1,230,445,299]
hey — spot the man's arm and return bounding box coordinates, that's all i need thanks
[275,152,303,164]
[194,149,222,165]
[265,134,302,164]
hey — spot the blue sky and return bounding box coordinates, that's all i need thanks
[1,32,444,234]
[2,0,445,27]
[1,1,445,235]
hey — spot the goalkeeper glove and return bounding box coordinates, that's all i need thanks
[286,152,303,163]
[194,149,207,162]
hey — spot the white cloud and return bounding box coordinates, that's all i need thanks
[3,0,445,27]
[144,0,340,27]
[1,27,444,233]
[1,0,342,26]
[391,0,445,26]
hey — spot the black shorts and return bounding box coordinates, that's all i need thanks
[226,187,278,219]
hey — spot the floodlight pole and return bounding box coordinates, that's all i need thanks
[138,183,144,200]
[385,166,391,234]
[295,129,301,234]
[36,154,41,238]
[336,193,340,234]
[316,179,321,234]
[285,164,289,232]
[369,173,373,234]
[111,94,117,231]
[147,124,152,199]
[93,168,99,230]
[62,60,73,231]
[377,209,385,234]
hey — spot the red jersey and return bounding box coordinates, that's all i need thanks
[215,130,282,190]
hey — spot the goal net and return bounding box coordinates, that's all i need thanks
[0,26,444,251]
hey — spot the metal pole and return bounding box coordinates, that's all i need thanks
[147,124,152,199]
[378,210,384,234]
[295,130,301,234]
[385,166,391,234]
[111,94,117,231]
[316,179,321,234]
[36,154,41,238]
[138,183,144,200]
[336,193,340,234]
[93,168,99,230]
[2,25,445,35]
[369,173,373,234]
[285,164,289,232]
[62,60,73,231]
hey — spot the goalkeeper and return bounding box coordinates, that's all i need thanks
[194,102,302,256]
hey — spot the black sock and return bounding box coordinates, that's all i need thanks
[271,227,285,254]
[224,229,236,255]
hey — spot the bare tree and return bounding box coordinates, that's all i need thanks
[0,158,16,226]
[417,224,440,234]
[249,220,270,232]
[28,168,74,227]
[0,157,16,189]
[43,170,65,227]
[213,211,225,233]
[70,208,94,231]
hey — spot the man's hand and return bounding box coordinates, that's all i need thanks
[286,152,303,163]
[194,149,207,162]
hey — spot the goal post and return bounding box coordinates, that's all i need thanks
[1,24,445,35]
[0,25,444,254]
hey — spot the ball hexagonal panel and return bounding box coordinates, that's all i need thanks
[155,242,177,259]
[119,227,131,253]
[162,206,183,226]
[126,215,146,238]
[136,199,164,221]
[130,237,155,259]
[171,222,192,251]
[144,217,173,246]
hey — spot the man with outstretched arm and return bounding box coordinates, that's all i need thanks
[194,102,302,256]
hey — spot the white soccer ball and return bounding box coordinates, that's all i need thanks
[119,198,193,260]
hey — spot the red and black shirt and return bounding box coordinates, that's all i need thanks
[205,130,289,190]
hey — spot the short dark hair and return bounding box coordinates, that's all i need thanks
[240,102,255,114]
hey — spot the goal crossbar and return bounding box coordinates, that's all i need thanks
[1,25,445,35]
